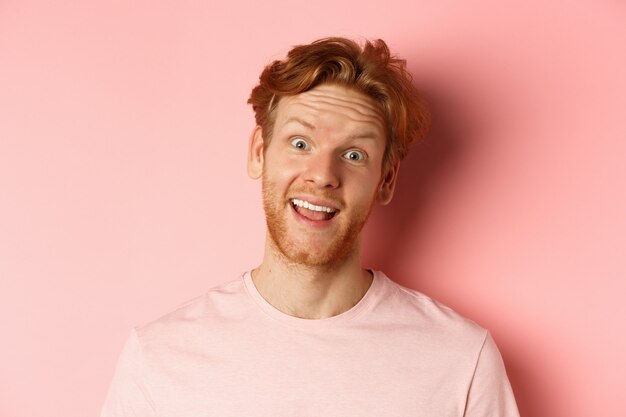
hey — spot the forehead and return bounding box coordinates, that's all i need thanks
[274,83,385,136]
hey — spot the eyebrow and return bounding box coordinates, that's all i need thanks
[282,117,381,141]
[283,117,315,130]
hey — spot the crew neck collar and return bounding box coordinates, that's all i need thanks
[243,269,383,329]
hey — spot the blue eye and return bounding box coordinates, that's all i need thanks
[290,137,310,150]
[343,150,365,161]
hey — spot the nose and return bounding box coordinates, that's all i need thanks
[303,150,340,189]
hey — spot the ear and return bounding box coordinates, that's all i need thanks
[376,161,400,205]
[247,125,265,179]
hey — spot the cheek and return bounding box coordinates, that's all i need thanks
[262,154,300,188]
[347,173,382,205]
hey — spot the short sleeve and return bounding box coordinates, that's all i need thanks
[100,328,157,417]
[464,331,520,417]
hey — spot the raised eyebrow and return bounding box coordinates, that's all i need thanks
[346,133,381,141]
[282,117,315,130]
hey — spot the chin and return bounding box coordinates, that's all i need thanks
[276,234,357,267]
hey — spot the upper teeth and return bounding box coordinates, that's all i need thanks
[291,199,336,213]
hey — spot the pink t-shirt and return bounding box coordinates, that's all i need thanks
[101,270,520,416]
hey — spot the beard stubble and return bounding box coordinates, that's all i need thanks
[261,175,374,267]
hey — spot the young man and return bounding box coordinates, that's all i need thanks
[101,37,520,416]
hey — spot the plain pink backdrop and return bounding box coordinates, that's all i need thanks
[1,1,624,416]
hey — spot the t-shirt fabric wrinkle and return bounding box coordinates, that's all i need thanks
[100,270,520,417]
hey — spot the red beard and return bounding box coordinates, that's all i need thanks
[261,175,374,267]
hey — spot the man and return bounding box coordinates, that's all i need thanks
[101,37,520,416]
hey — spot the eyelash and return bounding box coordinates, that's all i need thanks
[290,137,310,151]
[290,137,366,162]
[343,150,365,161]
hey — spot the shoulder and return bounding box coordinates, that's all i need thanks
[374,270,488,348]
[132,275,249,350]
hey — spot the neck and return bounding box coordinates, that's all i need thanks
[251,236,373,320]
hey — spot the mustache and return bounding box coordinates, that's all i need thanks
[287,189,344,208]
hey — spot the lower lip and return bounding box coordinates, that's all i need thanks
[290,202,338,229]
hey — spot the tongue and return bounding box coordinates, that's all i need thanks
[295,205,332,221]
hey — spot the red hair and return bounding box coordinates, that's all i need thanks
[248,37,431,173]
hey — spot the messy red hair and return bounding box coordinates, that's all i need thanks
[248,37,431,173]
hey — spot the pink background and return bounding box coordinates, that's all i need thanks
[1,1,625,416]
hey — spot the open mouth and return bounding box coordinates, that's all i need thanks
[290,198,338,221]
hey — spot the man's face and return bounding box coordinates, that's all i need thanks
[248,83,398,267]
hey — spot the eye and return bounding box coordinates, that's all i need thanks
[343,150,366,161]
[290,137,310,151]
